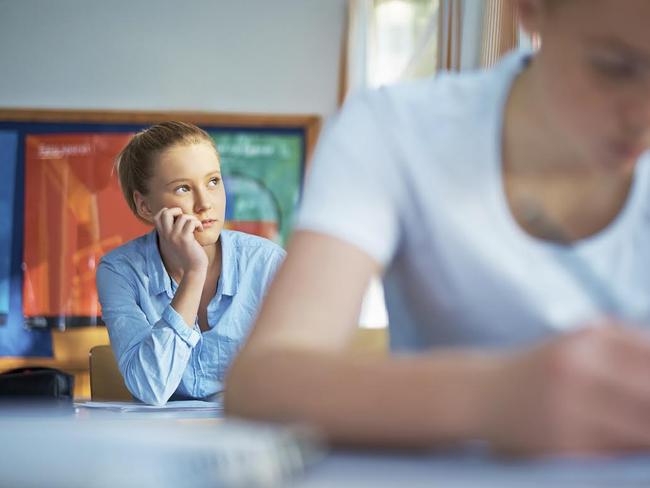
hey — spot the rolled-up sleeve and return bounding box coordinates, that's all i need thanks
[96,259,201,406]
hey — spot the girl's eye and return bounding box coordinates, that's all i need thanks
[208,177,221,187]
[174,185,190,194]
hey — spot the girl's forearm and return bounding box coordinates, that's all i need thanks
[170,269,207,328]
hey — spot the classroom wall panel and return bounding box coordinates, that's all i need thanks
[0,0,346,119]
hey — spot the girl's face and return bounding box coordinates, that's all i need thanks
[524,0,650,169]
[141,141,226,247]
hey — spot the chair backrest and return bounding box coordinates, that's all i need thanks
[88,329,387,401]
[351,327,388,354]
[88,345,132,401]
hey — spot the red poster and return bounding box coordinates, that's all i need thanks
[23,134,149,328]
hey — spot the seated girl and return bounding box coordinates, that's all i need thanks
[97,121,285,405]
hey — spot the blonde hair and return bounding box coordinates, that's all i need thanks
[115,121,217,219]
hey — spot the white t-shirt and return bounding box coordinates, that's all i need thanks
[297,50,650,351]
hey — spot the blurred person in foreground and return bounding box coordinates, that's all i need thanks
[227,0,650,455]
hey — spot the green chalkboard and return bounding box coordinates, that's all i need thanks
[213,131,304,246]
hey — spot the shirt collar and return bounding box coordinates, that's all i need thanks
[145,230,174,298]
[218,230,238,297]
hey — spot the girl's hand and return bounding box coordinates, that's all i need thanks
[153,207,208,275]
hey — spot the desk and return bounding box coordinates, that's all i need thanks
[294,448,650,488]
[69,404,650,487]
[3,402,650,487]
[0,403,312,487]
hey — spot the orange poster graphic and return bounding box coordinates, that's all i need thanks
[23,134,149,329]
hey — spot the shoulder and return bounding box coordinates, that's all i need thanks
[222,230,286,264]
[636,153,650,195]
[221,231,285,294]
[98,231,153,276]
[356,60,511,138]
[343,49,528,139]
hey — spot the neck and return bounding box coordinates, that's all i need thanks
[159,236,222,284]
[204,239,223,284]
[503,59,633,180]
[203,240,220,268]
[501,60,637,241]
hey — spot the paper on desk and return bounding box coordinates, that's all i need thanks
[77,400,223,413]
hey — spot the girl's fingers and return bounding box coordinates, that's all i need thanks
[154,208,203,241]
[181,216,203,235]
[152,207,166,230]
[156,207,183,236]
[170,213,203,238]
[171,214,190,237]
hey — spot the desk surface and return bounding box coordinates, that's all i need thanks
[3,402,650,487]
[294,448,650,488]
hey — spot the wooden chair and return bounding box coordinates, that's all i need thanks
[351,327,388,354]
[88,345,132,401]
[87,327,388,401]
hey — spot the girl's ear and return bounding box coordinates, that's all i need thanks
[516,0,545,38]
[133,191,154,223]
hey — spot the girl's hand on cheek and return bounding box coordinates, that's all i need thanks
[154,207,208,274]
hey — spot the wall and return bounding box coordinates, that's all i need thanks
[0,0,346,118]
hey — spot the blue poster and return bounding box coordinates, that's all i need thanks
[0,131,52,356]
[0,131,17,323]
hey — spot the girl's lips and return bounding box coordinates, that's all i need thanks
[201,219,216,229]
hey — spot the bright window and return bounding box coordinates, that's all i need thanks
[367,0,440,87]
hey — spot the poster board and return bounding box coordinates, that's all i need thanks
[0,109,320,359]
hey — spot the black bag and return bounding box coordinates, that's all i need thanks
[0,367,75,401]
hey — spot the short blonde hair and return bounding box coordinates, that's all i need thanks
[115,121,217,218]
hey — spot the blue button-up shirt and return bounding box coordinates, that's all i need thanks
[96,230,285,406]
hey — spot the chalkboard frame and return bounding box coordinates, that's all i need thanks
[0,108,320,339]
[0,108,321,161]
